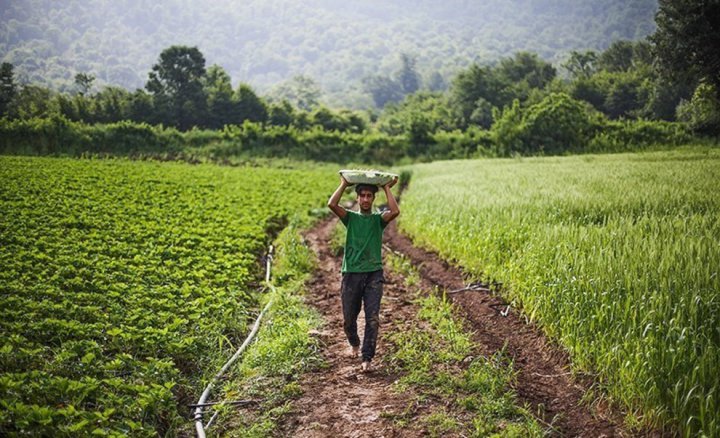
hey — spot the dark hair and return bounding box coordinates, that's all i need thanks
[355,184,378,195]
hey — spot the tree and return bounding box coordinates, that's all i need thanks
[449,64,506,128]
[676,82,720,135]
[563,50,597,79]
[269,75,321,111]
[407,113,433,156]
[651,0,720,99]
[235,84,267,123]
[363,54,420,109]
[55,94,78,121]
[337,109,367,133]
[639,77,693,121]
[267,100,295,126]
[310,106,345,131]
[604,76,643,119]
[74,73,95,96]
[0,62,17,118]
[203,65,235,129]
[570,77,605,110]
[426,71,447,92]
[396,53,420,95]
[596,40,635,72]
[498,52,556,89]
[632,40,654,66]
[12,85,55,119]
[450,53,556,129]
[377,91,455,135]
[146,46,207,130]
[363,75,404,108]
[492,93,594,155]
[91,86,131,123]
[126,90,154,124]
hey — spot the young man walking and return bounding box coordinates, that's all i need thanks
[327,175,399,372]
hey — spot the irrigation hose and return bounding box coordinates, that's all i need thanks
[194,245,275,438]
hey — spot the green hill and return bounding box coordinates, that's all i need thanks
[0,0,658,108]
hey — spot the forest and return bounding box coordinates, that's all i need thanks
[1,0,659,108]
[0,0,718,161]
[1,30,718,164]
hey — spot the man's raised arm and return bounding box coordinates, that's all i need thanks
[382,176,400,223]
[328,176,349,220]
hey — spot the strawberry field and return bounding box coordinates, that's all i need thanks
[0,156,334,435]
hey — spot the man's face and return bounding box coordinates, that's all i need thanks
[357,189,375,212]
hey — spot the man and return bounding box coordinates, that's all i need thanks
[327,174,400,372]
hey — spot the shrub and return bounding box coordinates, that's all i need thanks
[587,119,693,153]
[492,93,594,155]
[431,127,495,159]
[676,83,720,136]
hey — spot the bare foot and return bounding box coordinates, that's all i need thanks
[348,346,359,358]
[360,361,371,373]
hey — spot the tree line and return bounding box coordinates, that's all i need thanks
[0,0,718,162]
[0,47,367,134]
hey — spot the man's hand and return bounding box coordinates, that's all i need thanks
[381,176,400,223]
[384,176,398,190]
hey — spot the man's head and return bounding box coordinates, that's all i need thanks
[355,184,378,213]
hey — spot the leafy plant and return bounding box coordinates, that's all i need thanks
[0,156,336,435]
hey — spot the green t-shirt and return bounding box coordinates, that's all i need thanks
[340,210,388,273]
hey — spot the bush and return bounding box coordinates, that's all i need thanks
[84,121,185,155]
[0,115,90,155]
[587,119,693,153]
[431,127,495,159]
[0,117,189,156]
[492,93,595,155]
[0,111,707,165]
[676,83,720,136]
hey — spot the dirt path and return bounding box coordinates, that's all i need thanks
[280,216,627,437]
[279,216,423,438]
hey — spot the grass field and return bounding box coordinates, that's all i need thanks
[398,146,720,436]
[0,156,335,435]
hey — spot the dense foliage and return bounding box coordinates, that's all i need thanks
[2,24,717,152]
[651,0,720,101]
[0,114,695,166]
[2,35,708,163]
[0,156,335,435]
[0,0,659,107]
[398,147,720,436]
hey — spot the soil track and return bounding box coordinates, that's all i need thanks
[280,215,627,437]
[279,216,423,438]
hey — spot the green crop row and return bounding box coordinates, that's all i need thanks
[398,146,720,437]
[0,156,336,436]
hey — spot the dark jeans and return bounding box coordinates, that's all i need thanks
[341,270,384,362]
